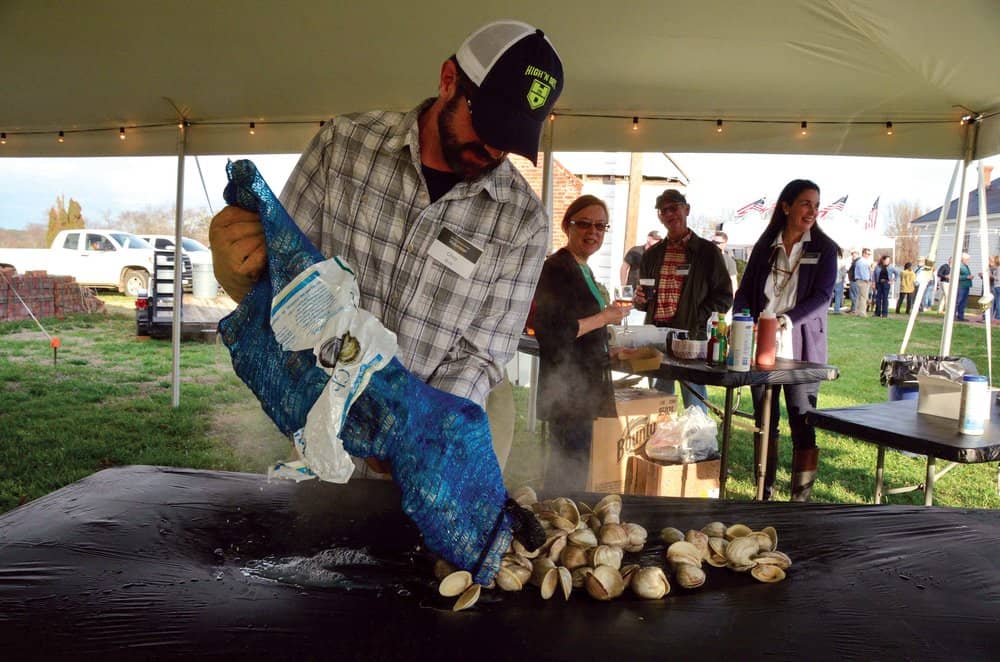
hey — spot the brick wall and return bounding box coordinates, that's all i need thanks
[509,154,584,253]
[0,268,105,321]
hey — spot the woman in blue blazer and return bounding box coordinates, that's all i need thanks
[734,179,839,501]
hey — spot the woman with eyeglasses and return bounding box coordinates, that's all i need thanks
[733,179,839,502]
[532,195,629,493]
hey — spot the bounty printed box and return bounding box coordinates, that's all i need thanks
[587,388,677,493]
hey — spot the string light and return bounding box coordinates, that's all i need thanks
[885,121,893,135]
[549,113,555,122]
[632,116,639,131]
[800,121,808,135]
[249,122,255,135]
[119,126,126,140]
[716,119,723,133]
[1,132,5,145]
[58,131,65,143]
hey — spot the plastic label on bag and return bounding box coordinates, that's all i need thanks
[270,258,398,483]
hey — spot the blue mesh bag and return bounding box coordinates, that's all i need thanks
[217,160,541,583]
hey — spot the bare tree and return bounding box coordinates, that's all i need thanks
[886,199,926,265]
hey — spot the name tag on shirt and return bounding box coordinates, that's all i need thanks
[676,264,691,276]
[801,252,821,265]
[428,228,483,279]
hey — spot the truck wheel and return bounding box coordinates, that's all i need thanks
[122,269,149,297]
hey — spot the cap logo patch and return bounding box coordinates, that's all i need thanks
[524,66,558,110]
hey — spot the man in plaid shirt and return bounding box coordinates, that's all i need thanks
[210,21,563,471]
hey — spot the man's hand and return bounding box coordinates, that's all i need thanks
[209,206,267,302]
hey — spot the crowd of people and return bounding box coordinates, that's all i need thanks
[837,250,997,322]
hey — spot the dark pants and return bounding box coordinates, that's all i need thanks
[874,281,890,317]
[896,291,915,314]
[751,381,819,492]
[544,416,593,494]
[956,286,971,320]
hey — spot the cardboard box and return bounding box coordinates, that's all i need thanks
[624,455,721,499]
[587,388,678,493]
[621,347,663,372]
[917,374,962,420]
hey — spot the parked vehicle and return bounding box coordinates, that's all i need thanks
[0,229,167,297]
[137,235,213,267]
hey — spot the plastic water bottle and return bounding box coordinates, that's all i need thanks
[727,313,754,372]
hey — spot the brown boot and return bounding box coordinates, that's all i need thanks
[790,447,819,502]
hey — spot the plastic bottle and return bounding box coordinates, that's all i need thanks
[755,311,778,367]
[727,313,754,372]
[959,375,989,435]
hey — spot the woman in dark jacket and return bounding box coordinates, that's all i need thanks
[734,179,838,502]
[533,195,628,494]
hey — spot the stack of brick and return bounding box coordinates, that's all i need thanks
[0,268,105,321]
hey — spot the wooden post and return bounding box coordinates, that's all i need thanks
[623,153,643,286]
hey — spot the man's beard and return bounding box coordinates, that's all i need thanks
[438,95,504,181]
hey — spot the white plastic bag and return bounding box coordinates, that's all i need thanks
[644,405,718,463]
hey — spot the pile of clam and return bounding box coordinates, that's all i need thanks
[437,488,659,610]
[661,521,792,587]
[436,489,791,611]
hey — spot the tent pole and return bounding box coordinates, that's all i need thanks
[941,121,979,355]
[901,162,961,352]
[171,123,187,408]
[976,161,993,385]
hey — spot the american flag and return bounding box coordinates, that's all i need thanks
[865,197,879,231]
[818,195,848,219]
[735,196,767,218]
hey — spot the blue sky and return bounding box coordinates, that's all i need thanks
[1,152,997,231]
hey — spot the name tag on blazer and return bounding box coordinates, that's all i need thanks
[801,252,821,265]
[676,264,691,276]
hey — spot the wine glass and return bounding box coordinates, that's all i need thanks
[616,285,635,332]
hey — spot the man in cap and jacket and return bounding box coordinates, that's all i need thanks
[633,189,733,410]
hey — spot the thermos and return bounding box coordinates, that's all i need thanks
[755,311,778,367]
[959,375,989,435]
[727,312,754,372]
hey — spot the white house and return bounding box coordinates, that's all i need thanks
[913,173,1000,296]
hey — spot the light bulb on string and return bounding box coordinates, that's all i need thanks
[58,131,65,143]
[119,127,126,140]
[885,121,893,136]
[1,132,6,145]
[632,116,639,132]
[549,113,555,122]
[249,122,255,135]
[800,121,808,136]
[716,119,723,133]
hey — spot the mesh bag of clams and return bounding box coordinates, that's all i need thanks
[436,488,793,611]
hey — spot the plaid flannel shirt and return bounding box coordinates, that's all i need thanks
[280,100,549,406]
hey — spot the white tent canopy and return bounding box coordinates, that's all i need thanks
[3,0,999,160]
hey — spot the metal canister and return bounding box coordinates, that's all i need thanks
[727,313,754,373]
[958,375,989,436]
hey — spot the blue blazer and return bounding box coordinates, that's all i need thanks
[734,225,839,364]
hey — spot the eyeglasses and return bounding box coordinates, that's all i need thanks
[568,220,609,232]
[657,204,686,215]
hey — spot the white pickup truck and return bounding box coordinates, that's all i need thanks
[0,229,159,296]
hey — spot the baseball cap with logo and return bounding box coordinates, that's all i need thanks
[456,20,563,165]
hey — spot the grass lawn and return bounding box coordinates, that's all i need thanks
[1,297,998,514]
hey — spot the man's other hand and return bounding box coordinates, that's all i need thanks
[209,206,266,302]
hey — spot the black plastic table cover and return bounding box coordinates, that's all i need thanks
[808,398,1000,463]
[1,466,998,660]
